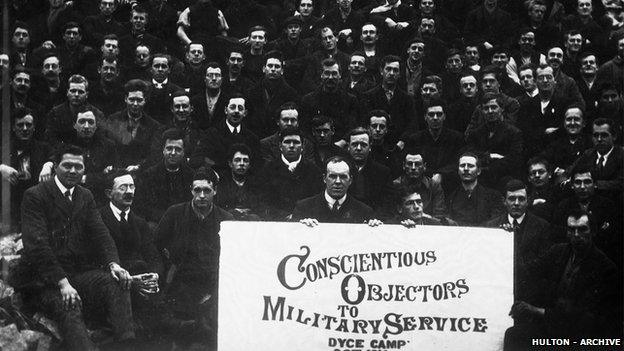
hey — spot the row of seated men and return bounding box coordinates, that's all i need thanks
[4,138,622,350]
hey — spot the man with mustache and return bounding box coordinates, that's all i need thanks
[12,144,135,351]
[8,67,45,130]
[156,168,233,348]
[447,152,504,226]
[135,128,194,227]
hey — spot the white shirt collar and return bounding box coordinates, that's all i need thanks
[109,202,130,222]
[152,78,168,88]
[281,154,302,172]
[508,213,525,225]
[54,175,74,198]
[526,88,538,97]
[597,146,614,164]
[226,120,240,134]
[324,191,347,210]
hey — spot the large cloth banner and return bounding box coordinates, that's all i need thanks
[219,222,514,351]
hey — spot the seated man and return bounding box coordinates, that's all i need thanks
[309,115,349,170]
[526,157,563,221]
[135,129,194,227]
[156,168,233,348]
[260,102,315,164]
[447,152,505,226]
[258,127,322,220]
[506,210,620,349]
[11,144,134,351]
[215,143,263,221]
[367,109,402,176]
[391,151,447,220]
[389,189,444,227]
[484,179,551,299]
[292,156,380,225]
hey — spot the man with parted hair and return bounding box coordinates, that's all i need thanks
[12,144,135,351]
[292,155,379,225]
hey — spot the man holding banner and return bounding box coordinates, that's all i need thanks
[292,155,381,225]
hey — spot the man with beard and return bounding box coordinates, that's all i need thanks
[400,37,433,97]
[258,127,322,220]
[45,74,104,146]
[447,73,479,133]
[243,26,269,84]
[260,102,315,163]
[595,34,623,94]
[100,79,164,171]
[310,116,349,170]
[484,179,551,299]
[568,118,623,199]
[0,108,51,225]
[156,168,232,348]
[247,50,300,138]
[367,110,401,176]
[119,5,165,66]
[12,144,135,351]
[364,55,416,144]
[292,156,378,224]
[517,64,568,159]
[465,66,520,136]
[222,48,252,94]
[543,106,593,184]
[575,52,600,114]
[89,59,125,116]
[82,0,125,48]
[345,127,392,213]
[391,151,447,220]
[191,62,228,130]
[341,51,377,98]
[506,210,620,350]
[467,94,524,187]
[125,44,152,81]
[508,28,547,84]
[215,143,263,220]
[298,26,350,94]
[190,94,262,173]
[545,46,586,108]
[447,152,504,226]
[57,22,97,81]
[135,129,195,227]
[300,57,358,144]
[404,98,465,188]
[145,54,182,125]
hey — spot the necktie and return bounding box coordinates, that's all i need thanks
[512,219,519,232]
[120,211,127,223]
[64,190,72,202]
[596,155,605,172]
[331,201,340,212]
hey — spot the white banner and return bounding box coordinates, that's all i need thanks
[219,222,513,351]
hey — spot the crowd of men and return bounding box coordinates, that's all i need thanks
[0,0,622,349]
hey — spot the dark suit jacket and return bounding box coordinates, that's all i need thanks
[464,6,514,48]
[145,81,182,125]
[291,193,375,223]
[191,90,228,130]
[448,183,505,226]
[246,78,300,138]
[484,212,552,299]
[363,85,417,143]
[570,147,624,195]
[405,128,465,177]
[350,158,392,212]
[99,205,162,276]
[517,95,568,159]
[467,122,524,181]
[44,102,104,146]
[300,88,360,141]
[18,180,120,287]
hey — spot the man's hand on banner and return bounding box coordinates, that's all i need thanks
[300,218,319,227]
[366,219,383,227]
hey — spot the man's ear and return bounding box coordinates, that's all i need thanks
[105,189,112,199]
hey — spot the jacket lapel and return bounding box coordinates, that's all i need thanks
[48,181,73,218]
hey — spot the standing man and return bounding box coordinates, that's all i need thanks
[191,62,228,130]
[13,144,134,351]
